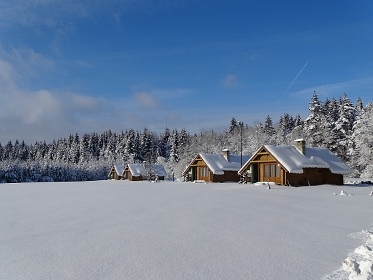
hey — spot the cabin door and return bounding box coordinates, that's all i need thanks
[252,163,259,183]
[261,163,281,184]
[197,166,210,181]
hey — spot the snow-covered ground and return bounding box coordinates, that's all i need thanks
[1,180,372,280]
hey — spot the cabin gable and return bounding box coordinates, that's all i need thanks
[108,165,125,180]
[123,165,141,181]
[183,155,212,182]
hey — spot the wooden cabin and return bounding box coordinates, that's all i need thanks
[108,165,125,180]
[123,163,167,181]
[238,139,352,186]
[182,149,249,183]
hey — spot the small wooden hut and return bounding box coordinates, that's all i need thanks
[182,150,249,183]
[123,163,167,181]
[108,165,125,180]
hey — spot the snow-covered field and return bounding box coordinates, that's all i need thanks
[1,180,372,280]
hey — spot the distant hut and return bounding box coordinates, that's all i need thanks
[182,149,249,183]
[108,165,125,180]
[123,163,168,181]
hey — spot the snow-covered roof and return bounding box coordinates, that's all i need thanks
[303,147,353,175]
[127,164,168,177]
[243,145,352,175]
[199,153,250,175]
[111,165,125,176]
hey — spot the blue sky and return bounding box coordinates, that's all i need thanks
[1,0,373,143]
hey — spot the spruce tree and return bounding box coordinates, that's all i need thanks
[304,91,326,147]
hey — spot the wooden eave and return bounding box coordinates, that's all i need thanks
[182,154,205,176]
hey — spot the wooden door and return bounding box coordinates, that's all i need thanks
[197,166,210,182]
[261,163,282,184]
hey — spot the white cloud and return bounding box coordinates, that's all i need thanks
[0,45,54,85]
[0,60,18,87]
[0,46,111,143]
[0,85,110,143]
[11,48,54,79]
[0,45,202,143]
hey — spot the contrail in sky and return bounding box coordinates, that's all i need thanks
[277,60,309,104]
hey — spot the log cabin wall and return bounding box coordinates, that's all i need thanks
[287,169,343,186]
[212,171,241,183]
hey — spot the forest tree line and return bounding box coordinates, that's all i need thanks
[1,92,372,183]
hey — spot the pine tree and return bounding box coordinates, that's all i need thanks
[3,141,13,160]
[309,91,323,114]
[133,132,141,162]
[332,94,355,160]
[158,128,170,158]
[68,134,80,164]
[140,128,153,162]
[229,117,238,134]
[79,133,90,163]
[277,113,295,144]
[304,91,327,147]
[125,129,136,157]
[355,97,364,113]
[89,133,100,160]
[289,114,304,140]
[350,102,373,177]
[169,129,179,163]
[178,128,189,153]
[261,115,275,145]
[263,115,275,135]
[115,131,127,163]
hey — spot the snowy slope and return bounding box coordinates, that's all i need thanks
[0,181,372,280]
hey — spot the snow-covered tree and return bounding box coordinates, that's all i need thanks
[304,91,328,147]
[169,129,179,163]
[140,128,152,161]
[277,113,295,144]
[125,129,136,159]
[158,127,170,158]
[229,117,239,134]
[355,97,364,114]
[263,115,275,136]
[289,114,304,141]
[79,133,90,163]
[331,94,355,160]
[349,102,373,177]
[68,134,80,163]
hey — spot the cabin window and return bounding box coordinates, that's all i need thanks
[264,164,280,178]
[276,165,280,177]
[199,167,209,178]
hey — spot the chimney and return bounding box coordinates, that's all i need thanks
[222,149,230,161]
[294,139,306,154]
